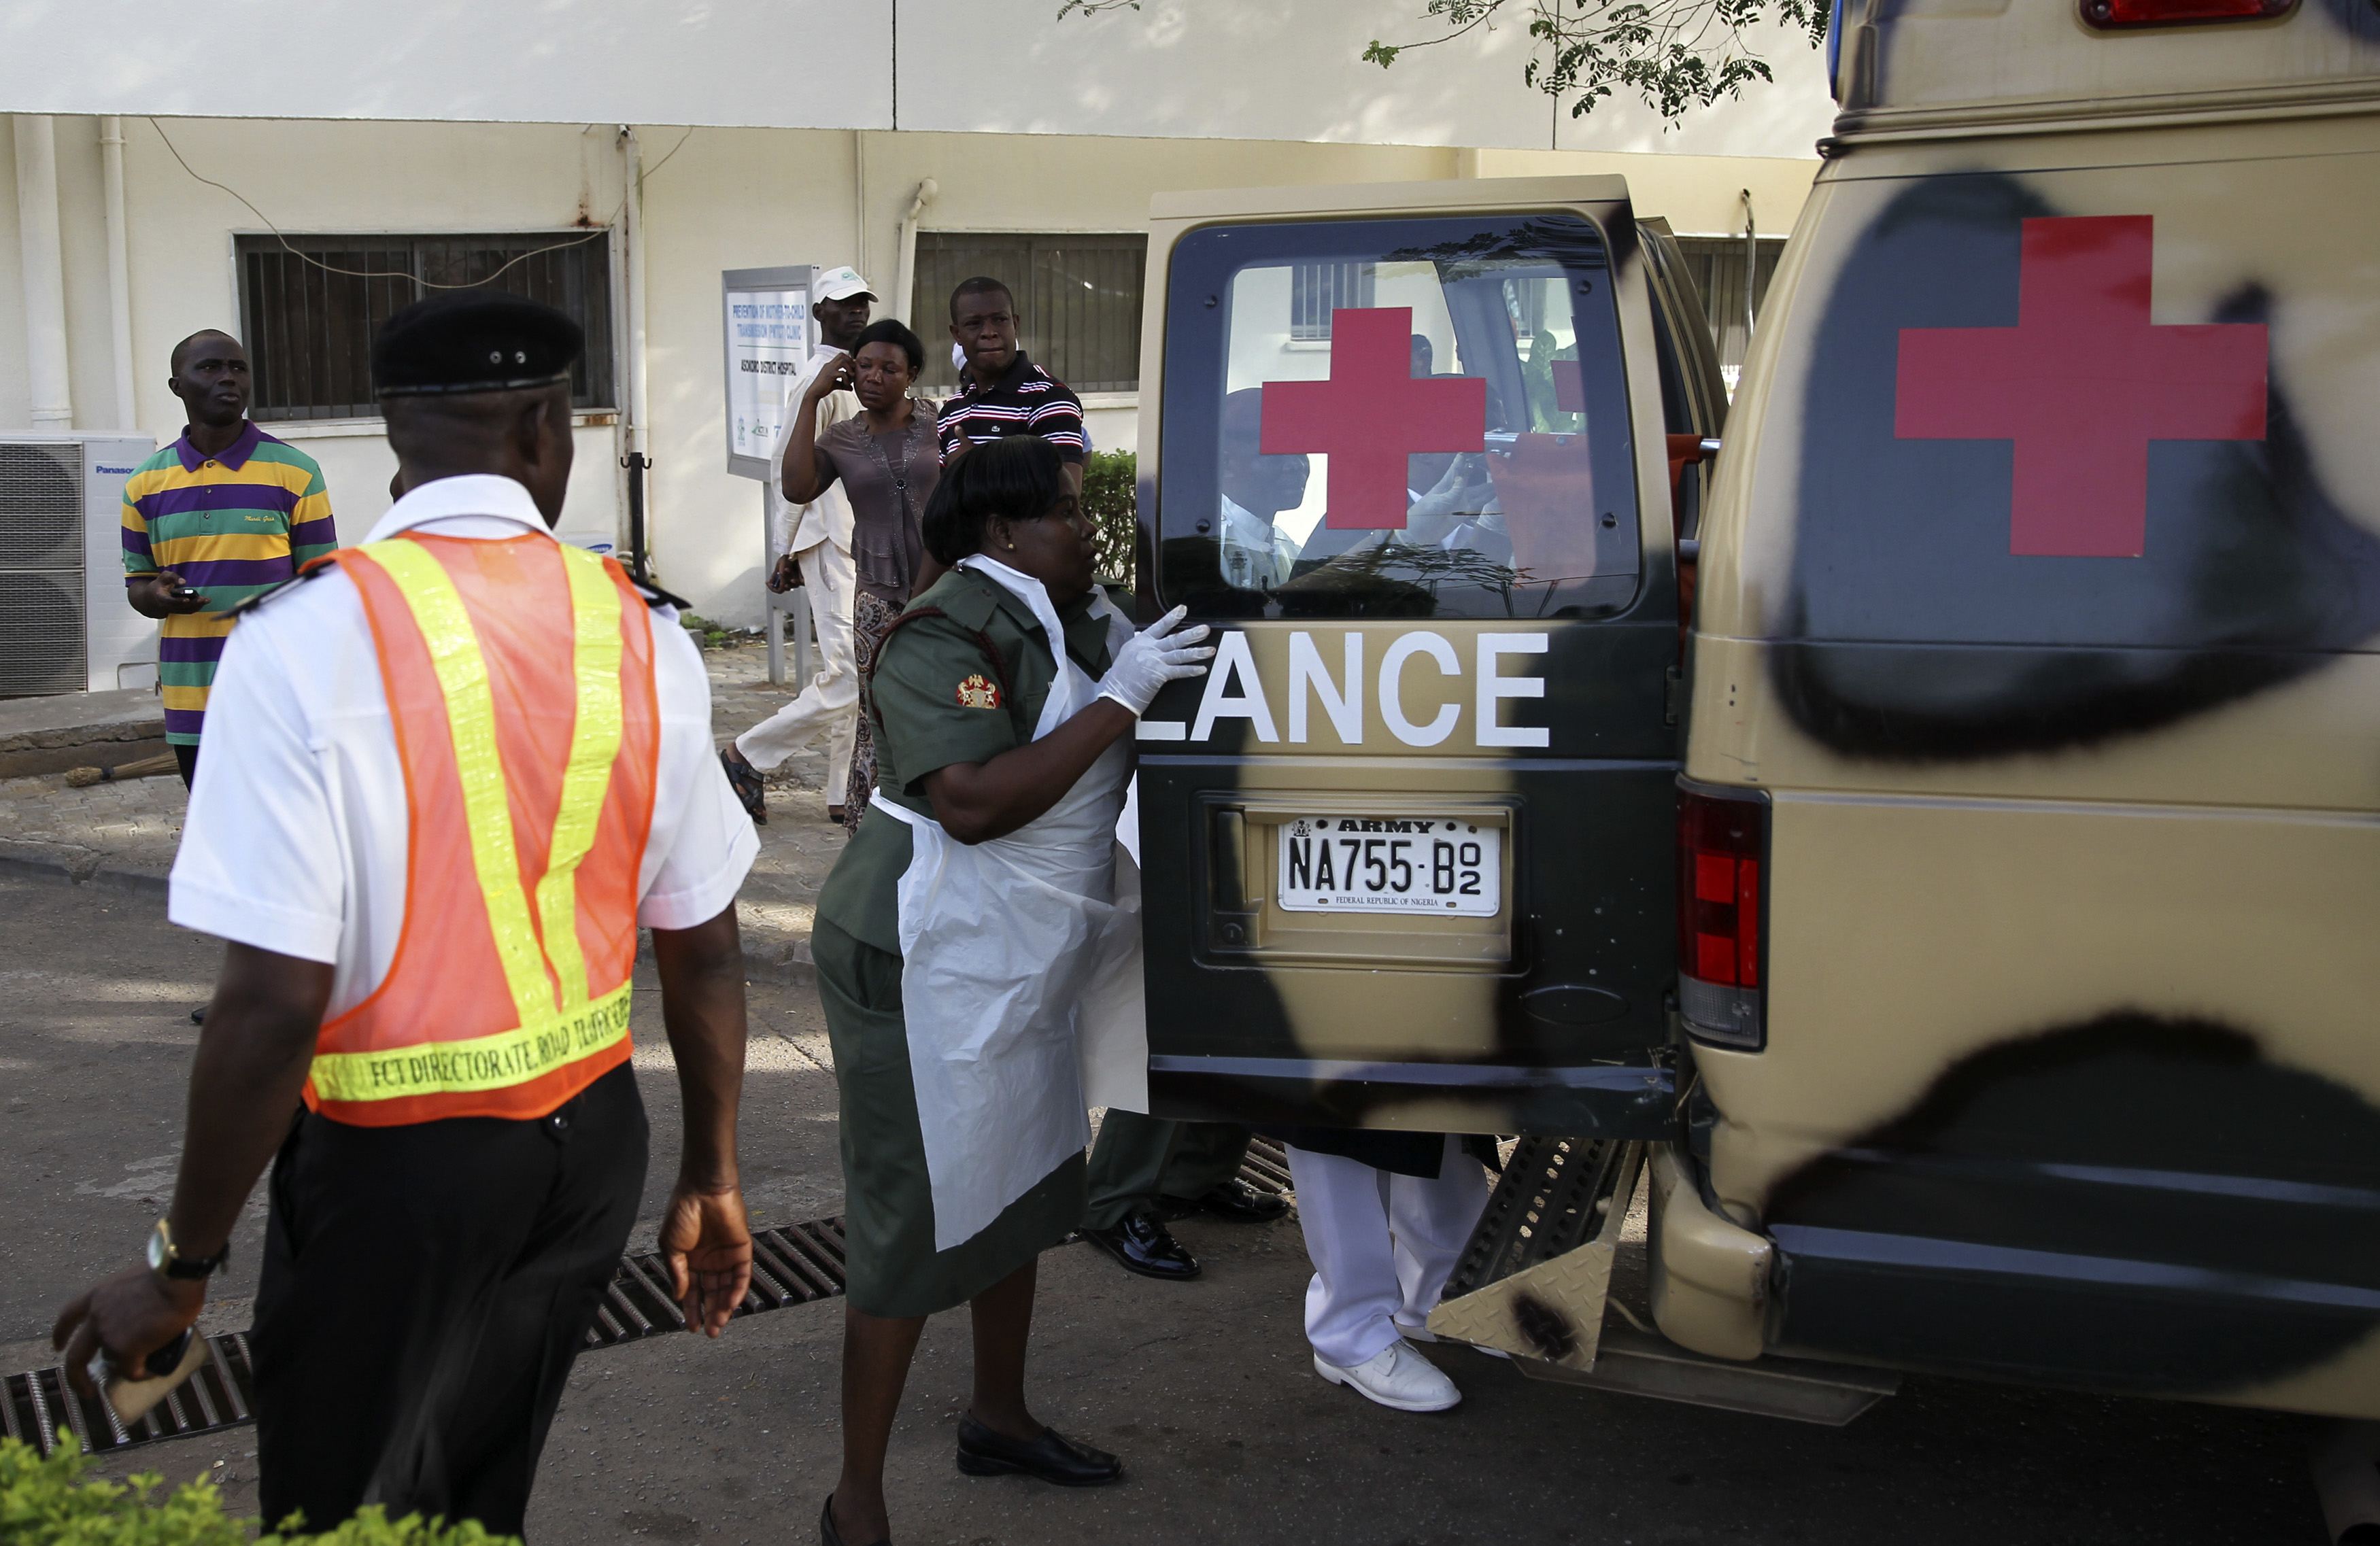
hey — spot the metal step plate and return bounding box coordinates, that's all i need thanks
[1512,1322,1899,1427]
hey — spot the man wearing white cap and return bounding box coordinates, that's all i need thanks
[721,266,875,825]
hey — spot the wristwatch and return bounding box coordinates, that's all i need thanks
[146,1218,228,1282]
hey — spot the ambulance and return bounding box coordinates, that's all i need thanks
[1128,0,2380,1429]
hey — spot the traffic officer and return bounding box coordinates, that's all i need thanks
[52,290,762,1539]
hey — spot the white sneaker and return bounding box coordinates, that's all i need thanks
[1314,1341,1462,1412]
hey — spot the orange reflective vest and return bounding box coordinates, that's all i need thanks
[303,532,660,1127]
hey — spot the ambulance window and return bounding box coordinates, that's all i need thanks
[1157,213,1639,620]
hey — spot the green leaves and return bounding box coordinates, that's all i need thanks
[1080,450,1139,588]
[1,1438,522,1545]
[1501,0,1829,122]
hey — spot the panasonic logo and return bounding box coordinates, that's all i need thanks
[96,464,138,475]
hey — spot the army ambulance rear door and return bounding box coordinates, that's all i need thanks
[1134,178,1691,1138]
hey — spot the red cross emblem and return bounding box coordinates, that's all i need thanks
[1261,307,1487,530]
[1894,216,2267,559]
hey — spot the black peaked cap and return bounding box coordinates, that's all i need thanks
[373,288,583,398]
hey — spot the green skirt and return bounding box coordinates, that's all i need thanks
[812,918,1087,1318]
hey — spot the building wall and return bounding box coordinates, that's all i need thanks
[5,114,1819,632]
[2,1,1833,158]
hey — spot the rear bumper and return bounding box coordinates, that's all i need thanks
[1648,1142,1772,1362]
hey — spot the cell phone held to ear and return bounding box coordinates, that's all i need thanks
[91,1328,208,1426]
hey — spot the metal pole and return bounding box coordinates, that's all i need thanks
[764,480,785,686]
[792,581,812,689]
[621,126,651,581]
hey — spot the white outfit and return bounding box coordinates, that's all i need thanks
[866,555,1144,1251]
[169,475,759,1014]
[736,351,860,792]
[1286,1136,1491,1371]
[1218,494,1299,590]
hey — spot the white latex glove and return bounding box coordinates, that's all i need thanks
[1098,605,1214,717]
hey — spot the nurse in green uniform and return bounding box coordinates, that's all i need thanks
[811,436,1211,1546]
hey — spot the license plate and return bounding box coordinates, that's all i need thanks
[1276,817,1501,916]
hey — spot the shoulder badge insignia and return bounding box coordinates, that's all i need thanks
[955,673,1002,710]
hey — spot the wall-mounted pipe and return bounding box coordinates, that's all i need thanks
[100,117,137,430]
[14,116,74,429]
[892,177,938,326]
[1740,188,1757,342]
[619,126,652,580]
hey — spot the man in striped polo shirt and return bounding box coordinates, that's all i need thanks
[938,277,1088,494]
[122,331,336,785]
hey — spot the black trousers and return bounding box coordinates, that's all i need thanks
[252,1064,647,1539]
[172,742,199,789]
[1081,1112,1252,1230]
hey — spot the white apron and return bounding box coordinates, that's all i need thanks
[867,557,1148,1252]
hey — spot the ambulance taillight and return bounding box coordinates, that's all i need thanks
[1678,785,1768,1051]
[2080,0,2292,28]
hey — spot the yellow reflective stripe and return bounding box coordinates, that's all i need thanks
[311,981,632,1103]
[532,545,624,1011]
[360,539,556,1029]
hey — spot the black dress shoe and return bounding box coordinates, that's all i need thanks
[1080,1211,1200,1281]
[1174,1178,1289,1224]
[820,1492,890,1546]
[955,1414,1122,1487]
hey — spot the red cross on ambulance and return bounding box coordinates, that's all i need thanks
[1260,306,1487,529]
[1894,215,2268,559]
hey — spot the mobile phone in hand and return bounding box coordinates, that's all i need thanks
[169,585,202,603]
[93,1328,207,1426]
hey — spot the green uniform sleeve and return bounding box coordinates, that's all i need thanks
[872,614,1022,795]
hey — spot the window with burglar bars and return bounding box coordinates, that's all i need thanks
[912,232,1146,396]
[235,233,617,420]
[1289,261,1377,341]
[1671,236,1786,387]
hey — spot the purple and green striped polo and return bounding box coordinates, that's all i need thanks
[120,423,335,744]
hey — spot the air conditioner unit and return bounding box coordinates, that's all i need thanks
[0,433,158,696]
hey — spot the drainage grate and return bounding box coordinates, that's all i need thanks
[3,1331,256,1462]
[1242,1135,1294,1195]
[3,1145,1291,1460]
[583,1216,849,1350]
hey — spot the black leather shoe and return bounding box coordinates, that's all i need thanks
[1080,1211,1200,1281]
[1171,1178,1289,1224]
[955,1414,1122,1487]
[819,1492,889,1546]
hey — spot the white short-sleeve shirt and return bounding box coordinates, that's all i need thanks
[169,474,759,1018]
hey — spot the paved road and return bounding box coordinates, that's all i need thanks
[0,875,2334,1543]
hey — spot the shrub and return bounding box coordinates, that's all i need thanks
[0,1438,518,1545]
[1079,450,1138,589]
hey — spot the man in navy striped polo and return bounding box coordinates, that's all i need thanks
[936,277,1089,494]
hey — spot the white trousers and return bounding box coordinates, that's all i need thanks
[734,539,856,800]
[1285,1137,1491,1370]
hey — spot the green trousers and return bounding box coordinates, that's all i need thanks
[1081,1111,1253,1231]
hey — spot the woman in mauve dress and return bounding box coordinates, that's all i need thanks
[779,318,941,837]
